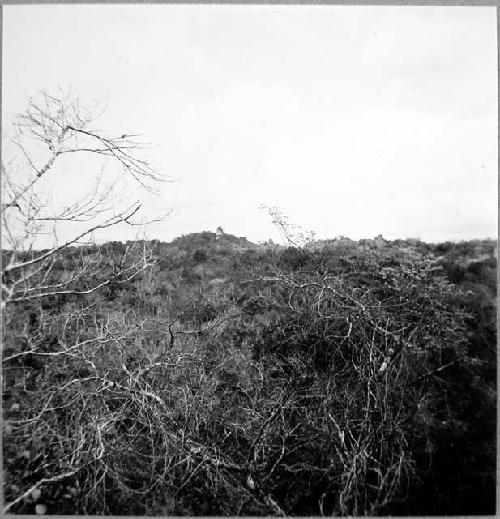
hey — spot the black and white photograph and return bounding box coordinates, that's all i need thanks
[1,4,497,516]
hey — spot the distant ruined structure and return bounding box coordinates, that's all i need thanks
[215,226,224,240]
[374,234,387,248]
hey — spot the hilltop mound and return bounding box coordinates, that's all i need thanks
[169,230,257,251]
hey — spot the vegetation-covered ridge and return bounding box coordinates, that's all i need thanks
[3,230,496,516]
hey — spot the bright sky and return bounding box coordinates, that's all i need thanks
[2,5,498,244]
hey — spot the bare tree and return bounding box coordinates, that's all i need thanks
[1,89,165,309]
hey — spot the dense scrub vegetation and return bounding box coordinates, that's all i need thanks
[2,232,497,515]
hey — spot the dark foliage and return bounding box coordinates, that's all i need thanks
[2,234,496,515]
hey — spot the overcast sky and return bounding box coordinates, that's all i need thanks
[2,5,497,244]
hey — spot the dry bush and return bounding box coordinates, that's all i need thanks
[2,90,165,514]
